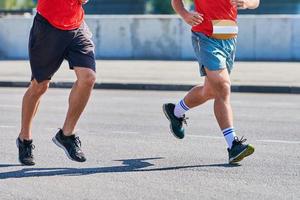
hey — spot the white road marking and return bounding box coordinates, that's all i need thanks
[188,135,223,140]
[112,131,139,134]
[0,105,20,108]
[45,127,59,131]
[189,135,300,145]
[257,139,300,144]
[0,125,15,129]
[9,127,297,145]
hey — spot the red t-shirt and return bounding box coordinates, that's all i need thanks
[37,0,84,30]
[192,0,237,36]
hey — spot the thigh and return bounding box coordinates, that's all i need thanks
[205,68,231,89]
[29,14,71,83]
[65,22,96,72]
[225,38,237,74]
[192,31,227,76]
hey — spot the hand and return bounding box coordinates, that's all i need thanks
[230,0,248,9]
[182,11,204,27]
[79,0,89,4]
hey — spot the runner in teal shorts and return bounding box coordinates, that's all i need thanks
[163,0,260,164]
[191,31,237,76]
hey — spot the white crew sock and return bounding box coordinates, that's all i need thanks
[174,99,189,118]
[222,127,236,149]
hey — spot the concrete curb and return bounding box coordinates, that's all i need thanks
[0,81,299,94]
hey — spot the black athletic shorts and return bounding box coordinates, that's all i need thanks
[29,13,96,83]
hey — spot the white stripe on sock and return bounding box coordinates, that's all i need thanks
[174,99,189,118]
[222,127,236,148]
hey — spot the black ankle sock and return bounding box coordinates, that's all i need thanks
[59,129,74,139]
[22,139,33,145]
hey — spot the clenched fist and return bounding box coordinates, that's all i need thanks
[231,0,260,9]
[230,0,248,9]
[79,0,89,4]
[182,11,204,27]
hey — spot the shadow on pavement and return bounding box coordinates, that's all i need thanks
[0,157,240,179]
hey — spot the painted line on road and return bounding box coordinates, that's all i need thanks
[0,105,20,108]
[257,139,300,144]
[188,135,223,140]
[0,125,16,129]
[189,135,300,145]
[8,127,296,145]
[112,131,139,134]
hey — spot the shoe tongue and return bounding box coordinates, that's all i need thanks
[23,139,33,145]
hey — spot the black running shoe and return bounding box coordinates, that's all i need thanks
[162,103,188,139]
[16,138,35,166]
[228,136,255,164]
[52,129,86,162]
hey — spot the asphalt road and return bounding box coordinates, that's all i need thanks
[0,88,299,200]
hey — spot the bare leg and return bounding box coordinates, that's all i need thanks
[206,68,233,130]
[19,80,50,140]
[62,67,96,136]
[183,77,215,109]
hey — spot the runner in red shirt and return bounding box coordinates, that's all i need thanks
[37,0,85,30]
[191,0,238,36]
[163,0,259,164]
[17,0,95,165]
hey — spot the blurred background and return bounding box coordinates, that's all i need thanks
[1,0,300,15]
[0,0,299,61]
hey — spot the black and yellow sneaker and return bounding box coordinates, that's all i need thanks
[162,103,188,139]
[16,138,35,166]
[52,129,86,162]
[228,136,255,164]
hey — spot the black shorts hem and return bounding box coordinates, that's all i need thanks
[31,76,51,83]
[70,65,96,72]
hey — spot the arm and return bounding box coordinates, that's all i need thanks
[171,0,204,26]
[231,0,260,9]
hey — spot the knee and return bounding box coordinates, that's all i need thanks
[214,81,231,99]
[78,72,96,88]
[30,81,49,96]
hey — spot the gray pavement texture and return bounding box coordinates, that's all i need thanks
[0,60,299,93]
[0,88,300,200]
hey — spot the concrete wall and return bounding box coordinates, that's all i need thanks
[237,15,300,60]
[0,15,299,60]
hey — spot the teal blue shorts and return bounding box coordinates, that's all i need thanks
[191,31,237,76]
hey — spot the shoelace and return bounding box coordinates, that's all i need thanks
[67,136,82,155]
[180,115,189,126]
[74,136,82,148]
[233,136,247,144]
[23,144,35,158]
